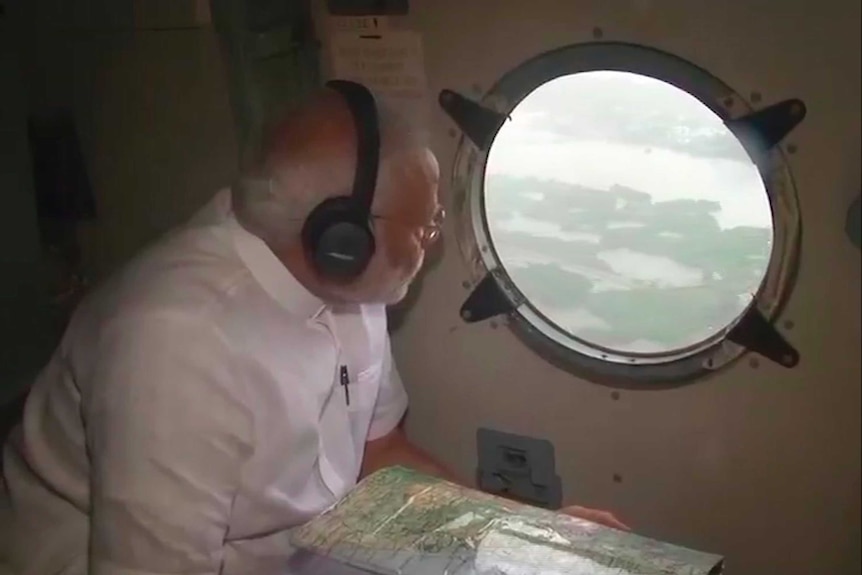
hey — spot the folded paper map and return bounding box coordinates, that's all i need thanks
[290,466,724,575]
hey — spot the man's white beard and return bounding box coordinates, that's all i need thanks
[382,280,411,305]
[365,249,422,305]
[328,259,416,306]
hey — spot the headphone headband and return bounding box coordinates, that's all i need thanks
[297,80,381,281]
[325,79,380,216]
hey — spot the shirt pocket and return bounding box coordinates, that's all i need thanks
[346,364,382,449]
[315,363,381,501]
[347,363,381,415]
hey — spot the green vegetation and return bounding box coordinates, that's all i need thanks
[485,174,772,352]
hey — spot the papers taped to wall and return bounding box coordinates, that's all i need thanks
[329,27,430,138]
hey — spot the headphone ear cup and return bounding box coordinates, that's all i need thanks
[302,197,376,280]
[316,221,375,279]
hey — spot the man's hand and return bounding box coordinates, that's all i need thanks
[560,505,631,531]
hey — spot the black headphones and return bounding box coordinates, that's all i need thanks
[301,79,381,282]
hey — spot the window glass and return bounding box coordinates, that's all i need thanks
[484,71,773,354]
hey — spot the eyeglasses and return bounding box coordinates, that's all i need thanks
[238,177,446,245]
[372,205,446,247]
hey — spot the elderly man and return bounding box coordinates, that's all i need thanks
[1,82,624,575]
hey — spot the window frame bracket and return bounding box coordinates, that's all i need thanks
[726,98,807,167]
[439,89,508,152]
[727,306,799,368]
[460,269,518,323]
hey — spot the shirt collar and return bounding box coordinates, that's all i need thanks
[225,213,326,319]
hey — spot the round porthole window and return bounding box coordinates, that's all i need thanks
[447,43,802,384]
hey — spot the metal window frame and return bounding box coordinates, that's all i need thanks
[443,42,804,387]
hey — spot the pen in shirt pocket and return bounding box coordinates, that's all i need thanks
[340,365,350,406]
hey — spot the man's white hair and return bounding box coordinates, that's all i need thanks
[232,94,428,249]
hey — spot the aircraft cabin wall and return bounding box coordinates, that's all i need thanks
[313,1,860,574]
[1,0,858,574]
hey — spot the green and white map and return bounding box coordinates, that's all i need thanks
[290,467,724,575]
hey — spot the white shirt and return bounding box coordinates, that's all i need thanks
[0,189,408,575]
